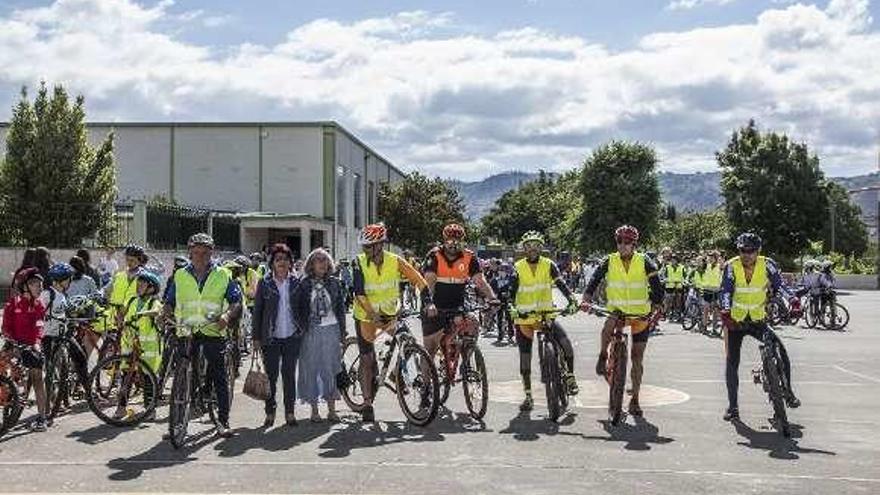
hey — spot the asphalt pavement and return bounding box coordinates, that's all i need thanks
[1,291,878,494]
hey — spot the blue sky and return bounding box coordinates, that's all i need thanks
[1,0,879,180]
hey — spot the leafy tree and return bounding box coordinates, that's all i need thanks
[579,141,662,253]
[718,120,827,258]
[821,182,868,256]
[651,209,732,253]
[377,171,466,254]
[0,83,116,247]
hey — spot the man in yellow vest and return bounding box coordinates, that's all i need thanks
[662,254,685,322]
[163,233,242,437]
[510,231,580,412]
[719,232,801,422]
[351,223,435,422]
[701,251,723,331]
[106,244,147,333]
[580,225,664,417]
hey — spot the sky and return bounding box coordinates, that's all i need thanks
[1,0,879,180]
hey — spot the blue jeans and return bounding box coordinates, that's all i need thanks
[262,336,301,415]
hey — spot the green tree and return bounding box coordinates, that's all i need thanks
[651,209,732,253]
[718,120,827,258]
[377,171,467,254]
[579,141,662,253]
[0,83,116,247]
[821,182,868,256]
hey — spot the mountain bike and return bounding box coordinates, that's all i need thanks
[494,290,515,345]
[804,289,849,331]
[681,286,702,332]
[433,305,491,419]
[85,311,159,427]
[340,310,440,426]
[0,341,36,437]
[516,307,577,422]
[590,305,661,425]
[44,317,91,420]
[750,324,794,437]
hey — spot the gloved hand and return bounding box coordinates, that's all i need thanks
[720,310,735,331]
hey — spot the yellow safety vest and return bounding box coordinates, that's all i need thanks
[244,268,258,306]
[692,270,706,290]
[173,267,231,337]
[353,251,401,322]
[664,264,684,288]
[122,296,162,372]
[730,256,768,322]
[705,264,722,290]
[513,257,554,326]
[606,252,650,316]
[110,271,138,307]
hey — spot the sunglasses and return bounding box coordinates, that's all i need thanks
[739,248,757,255]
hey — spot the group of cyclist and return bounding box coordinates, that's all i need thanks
[2,218,806,439]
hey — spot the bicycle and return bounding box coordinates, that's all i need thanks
[767,286,807,328]
[165,316,225,449]
[750,324,794,437]
[681,286,702,332]
[515,307,577,422]
[0,341,36,437]
[85,311,160,427]
[433,305,491,419]
[43,317,92,420]
[804,289,849,331]
[494,291,515,345]
[590,305,661,425]
[340,310,440,426]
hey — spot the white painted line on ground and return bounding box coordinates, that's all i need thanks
[0,461,877,485]
[673,379,867,387]
[833,365,880,384]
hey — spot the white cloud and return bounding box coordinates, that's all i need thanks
[0,0,879,180]
[666,0,737,11]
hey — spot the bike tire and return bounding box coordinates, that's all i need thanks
[340,336,366,413]
[804,301,820,329]
[762,344,790,437]
[541,339,562,422]
[462,345,488,420]
[822,303,849,331]
[0,376,22,438]
[224,344,236,402]
[168,359,192,449]
[608,340,628,426]
[86,354,158,427]
[681,302,699,331]
[45,344,71,420]
[434,350,451,406]
[766,300,785,327]
[395,343,439,427]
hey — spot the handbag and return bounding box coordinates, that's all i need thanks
[336,360,352,391]
[243,349,270,401]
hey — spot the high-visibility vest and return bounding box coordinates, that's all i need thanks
[353,251,401,322]
[606,252,651,316]
[244,268,258,306]
[730,256,768,322]
[173,267,231,337]
[514,257,554,325]
[109,271,138,307]
[704,264,722,290]
[122,296,162,372]
[691,270,706,289]
[664,264,684,288]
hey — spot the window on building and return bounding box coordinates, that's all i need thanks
[353,173,362,228]
[368,180,375,224]
[336,166,346,227]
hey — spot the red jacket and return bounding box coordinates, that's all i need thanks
[2,295,46,346]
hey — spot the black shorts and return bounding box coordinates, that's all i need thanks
[665,287,682,295]
[702,291,718,304]
[632,329,650,344]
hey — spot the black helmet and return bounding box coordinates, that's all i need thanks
[124,244,145,258]
[234,255,250,267]
[173,255,189,269]
[735,232,762,251]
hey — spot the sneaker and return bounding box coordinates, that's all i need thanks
[565,374,579,395]
[326,411,341,423]
[310,411,322,423]
[723,407,739,421]
[361,404,375,422]
[263,412,275,428]
[30,417,47,432]
[217,423,234,438]
[595,353,607,376]
[786,395,801,409]
[285,413,298,427]
[628,398,643,417]
[519,395,534,412]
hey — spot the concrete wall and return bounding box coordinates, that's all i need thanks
[88,126,172,201]
[260,126,323,216]
[835,274,879,290]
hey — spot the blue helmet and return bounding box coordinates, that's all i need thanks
[136,270,162,292]
[47,263,74,282]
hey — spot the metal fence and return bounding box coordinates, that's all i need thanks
[212,213,241,252]
[146,203,210,251]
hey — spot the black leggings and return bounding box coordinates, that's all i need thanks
[515,320,575,378]
[726,321,793,409]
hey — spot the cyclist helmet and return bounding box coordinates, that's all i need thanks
[124,244,145,258]
[136,270,162,292]
[173,255,189,269]
[442,223,466,241]
[234,255,250,267]
[358,223,388,246]
[14,267,43,292]
[249,252,265,262]
[520,231,545,245]
[47,263,74,282]
[735,232,762,251]
[614,225,639,244]
[188,232,215,248]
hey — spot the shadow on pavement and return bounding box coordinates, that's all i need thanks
[732,419,837,460]
[105,422,219,481]
[584,416,675,451]
[68,421,152,445]
[213,419,333,457]
[497,410,582,442]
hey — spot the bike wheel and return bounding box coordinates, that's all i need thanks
[804,301,820,328]
[608,340,628,426]
[762,345,790,437]
[681,302,699,331]
[822,303,849,331]
[168,360,192,449]
[45,344,71,420]
[340,336,366,413]
[541,340,563,422]
[224,345,236,402]
[766,300,785,327]
[0,376,22,437]
[86,354,158,427]
[462,345,488,420]
[434,350,451,406]
[395,343,439,427]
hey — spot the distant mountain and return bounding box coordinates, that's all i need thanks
[451,170,880,220]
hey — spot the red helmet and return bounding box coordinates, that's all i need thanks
[614,225,639,243]
[442,223,466,241]
[359,223,388,246]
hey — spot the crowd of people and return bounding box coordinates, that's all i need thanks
[0,220,818,440]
